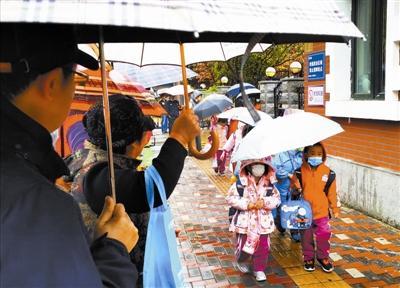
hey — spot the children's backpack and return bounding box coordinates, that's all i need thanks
[285,168,336,224]
[228,184,244,223]
[280,197,313,230]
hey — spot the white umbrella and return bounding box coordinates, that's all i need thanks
[102,42,269,66]
[113,63,198,88]
[2,1,364,43]
[160,84,194,96]
[217,107,272,126]
[232,112,344,162]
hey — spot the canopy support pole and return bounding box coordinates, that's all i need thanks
[99,27,116,200]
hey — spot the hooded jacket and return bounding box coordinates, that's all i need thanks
[295,143,339,220]
[226,158,281,235]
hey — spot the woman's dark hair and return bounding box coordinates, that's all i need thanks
[83,94,145,154]
[0,63,74,101]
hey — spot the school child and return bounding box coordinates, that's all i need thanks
[213,118,228,175]
[272,150,303,241]
[226,157,281,282]
[291,142,340,273]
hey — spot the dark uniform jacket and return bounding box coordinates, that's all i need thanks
[0,100,137,287]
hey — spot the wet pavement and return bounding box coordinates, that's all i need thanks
[168,156,400,288]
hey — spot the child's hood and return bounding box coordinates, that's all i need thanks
[303,142,327,163]
[239,157,275,186]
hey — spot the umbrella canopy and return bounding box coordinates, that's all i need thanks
[102,42,269,66]
[236,88,261,97]
[1,1,364,43]
[158,84,194,96]
[231,112,344,162]
[113,62,198,88]
[217,107,272,126]
[76,68,147,99]
[226,83,256,98]
[193,94,233,119]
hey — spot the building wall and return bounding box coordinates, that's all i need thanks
[326,156,400,228]
[303,1,400,226]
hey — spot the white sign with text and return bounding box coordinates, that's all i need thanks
[308,86,324,106]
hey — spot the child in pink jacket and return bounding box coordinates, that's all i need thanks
[226,157,280,282]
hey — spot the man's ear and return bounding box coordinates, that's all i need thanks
[36,68,61,101]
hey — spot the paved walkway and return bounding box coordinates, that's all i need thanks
[169,156,400,288]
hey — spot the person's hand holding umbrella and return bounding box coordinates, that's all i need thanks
[169,108,201,148]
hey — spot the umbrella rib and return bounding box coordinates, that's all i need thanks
[140,42,145,67]
[219,42,227,61]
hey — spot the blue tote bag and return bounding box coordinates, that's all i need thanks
[143,165,183,287]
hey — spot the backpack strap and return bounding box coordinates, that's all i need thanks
[324,169,336,195]
[294,168,302,188]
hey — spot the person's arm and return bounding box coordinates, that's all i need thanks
[85,109,200,215]
[72,198,138,287]
[90,236,138,287]
[84,138,187,215]
[327,178,340,217]
[226,183,249,211]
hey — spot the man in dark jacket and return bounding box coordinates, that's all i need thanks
[0,24,140,287]
[164,95,181,133]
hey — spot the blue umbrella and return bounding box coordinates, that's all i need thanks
[194,94,233,119]
[226,83,255,98]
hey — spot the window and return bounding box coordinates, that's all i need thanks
[352,0,386,100]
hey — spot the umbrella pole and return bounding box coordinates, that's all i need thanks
[99,27,117,200]
[179,43,190,108]
[179,43,219,160]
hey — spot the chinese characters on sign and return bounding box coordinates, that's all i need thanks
[308,52,325,81]
[308,86,324,106]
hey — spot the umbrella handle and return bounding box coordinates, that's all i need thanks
[188,130,219,160]
[179,43,219,160]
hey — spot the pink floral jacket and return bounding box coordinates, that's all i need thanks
[226,158,281,235]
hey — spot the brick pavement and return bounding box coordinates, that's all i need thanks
[169,157,400,288]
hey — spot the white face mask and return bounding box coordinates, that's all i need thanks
[250,164,265,177]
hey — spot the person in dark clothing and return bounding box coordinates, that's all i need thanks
[164,95,181,133]
[0,25,139,287]
[64,95,200,287]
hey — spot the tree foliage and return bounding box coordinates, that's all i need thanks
[188,43,304,88]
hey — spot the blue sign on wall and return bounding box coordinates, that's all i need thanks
[307,52,325,81]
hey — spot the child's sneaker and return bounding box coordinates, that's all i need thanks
[317,258,334,273]
[236,262,250,273]
[304,259,315,272]
[253,271,267,282]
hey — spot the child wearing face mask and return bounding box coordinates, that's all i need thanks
[291,142,340,273]
[226,157,281,282]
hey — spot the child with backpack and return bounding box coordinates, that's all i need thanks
[291,142,340,273]
[226,157,280,282]
[272,149,303,241]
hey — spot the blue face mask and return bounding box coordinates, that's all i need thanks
[308,156,323,167]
